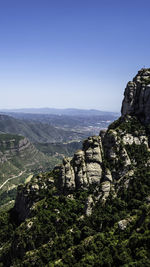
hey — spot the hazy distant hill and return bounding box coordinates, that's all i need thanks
[0,112,118,133]
[0,114,87,143]
[0,107,119,116]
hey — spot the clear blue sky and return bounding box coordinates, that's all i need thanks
[0,0,150,111]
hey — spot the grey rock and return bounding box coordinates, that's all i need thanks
[122,134,148,146]
[85,195,94,216]
[103,168,112,182]
[101,181,111,202]
[58,136,103,192]
[60,157,75,191]
[118,218,131,230]
[121,68,150,123]
[118,219,128,230]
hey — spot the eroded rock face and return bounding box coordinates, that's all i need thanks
[57,136,103,192]
[122,134,148,146]
[121,68,150,123]
[56,106,150,202]
[57,127,132,195]
[0,137,34,163]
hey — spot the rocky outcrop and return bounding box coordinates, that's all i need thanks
[52,69,150,203]
[85,195,94,216]
[14,175,54,222]
[118,218,132,231]
[56,122,136,197]
[56,136,103,193]
[121,68,150,123]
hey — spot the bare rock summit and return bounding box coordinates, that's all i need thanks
[121,68,150,123]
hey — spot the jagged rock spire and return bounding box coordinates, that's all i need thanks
[121,68,150,123]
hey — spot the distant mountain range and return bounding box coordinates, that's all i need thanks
[0,107,119,116]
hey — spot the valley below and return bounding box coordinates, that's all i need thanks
[0,110,118,208]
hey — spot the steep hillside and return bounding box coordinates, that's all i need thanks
[35,141,82,157]
[0,69,150,266]
[0,133,59,207]
[0,115,86,143]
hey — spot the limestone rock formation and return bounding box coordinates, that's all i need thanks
[121,68,150,123]
[57,136,103,192]
[56,121,136,200]
[50,68,150,207]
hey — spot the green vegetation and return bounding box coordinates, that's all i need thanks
[0,169,150,266]
[0,114,88,143]
[0,133,60,207]
[35,141,82,157]
[109,115,146,134]
[0,188,17,206]
[0,116,150,266]
[0,133,23,141]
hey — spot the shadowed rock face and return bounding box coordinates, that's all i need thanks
[121,68,150,123]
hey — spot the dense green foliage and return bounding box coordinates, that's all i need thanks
[0,174,150,266]
[0,116,150,266]
[109,115,145,134]
[0,188,17,206]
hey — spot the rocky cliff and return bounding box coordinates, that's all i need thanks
[53,115,149,212]
[0,134,51,180]
[53,68,150,201]
[121,68,150,123]
[0,135,33,164]
[0,133,54,207]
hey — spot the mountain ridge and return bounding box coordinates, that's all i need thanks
[0,114,86,143]
[0,108,119,116]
